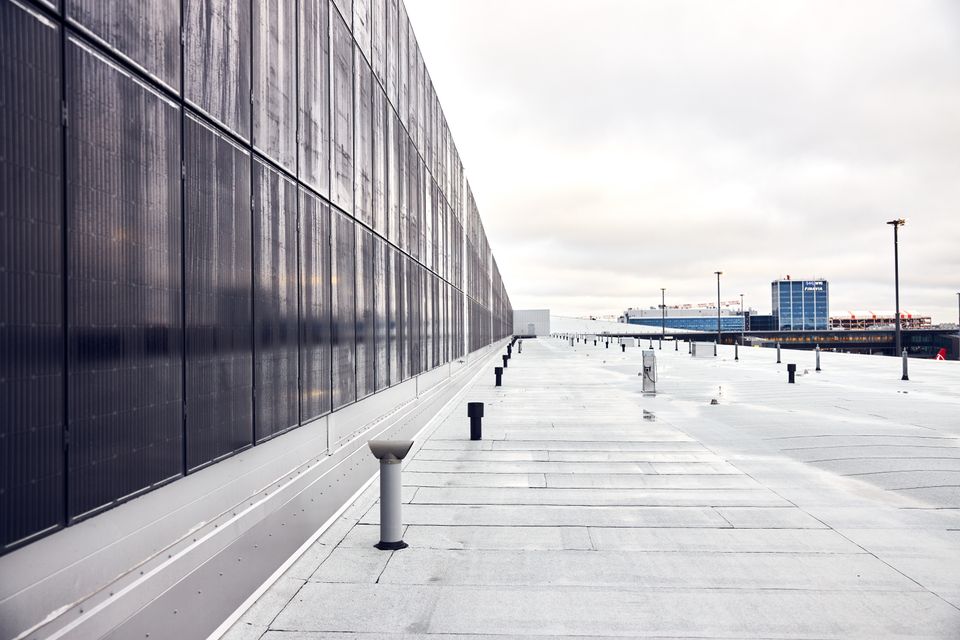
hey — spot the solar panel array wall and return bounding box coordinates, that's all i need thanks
[0,0,513,553]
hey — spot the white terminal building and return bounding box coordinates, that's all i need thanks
[620,306,745,332]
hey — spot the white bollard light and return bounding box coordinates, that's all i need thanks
[368,440,414,550]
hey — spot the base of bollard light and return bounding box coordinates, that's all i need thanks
[375,540,408,551]
[901,375,909,381]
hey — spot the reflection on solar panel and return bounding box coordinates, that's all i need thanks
[0,0,512,553]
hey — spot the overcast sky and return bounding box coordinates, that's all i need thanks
[405,0,960,323]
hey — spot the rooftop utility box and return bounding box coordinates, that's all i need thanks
[642,350,657,393]
[691,342,717,357]
[513,309,550,336]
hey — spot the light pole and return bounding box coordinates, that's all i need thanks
[887,219,905,356]
[714,271,723,344]
[660,287,666,339]
[740,293,745,344]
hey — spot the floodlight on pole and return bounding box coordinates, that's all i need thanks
[740,293,745,344]
[714,271,723,343]
[660,287,666,338]
[886,219,905,356]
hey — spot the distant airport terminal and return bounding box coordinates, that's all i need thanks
[613,277,956,359]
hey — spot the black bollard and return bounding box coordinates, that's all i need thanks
[494,366,503,387]
[467,402,484,440]
[735,343,739,361]
[776,342,781,364]
[902,349,909,381]
[502,354,509,368]
[605,341,609,349]
[621,343,625,352]
[675,340,678,351]
[787,363,796,384]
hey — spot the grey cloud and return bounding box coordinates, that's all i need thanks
[407,0,960,321]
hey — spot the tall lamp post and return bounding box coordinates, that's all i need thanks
[660,288,666,339]
[740,293,745,344]
[887,219,905,355]
[714,271,723,344]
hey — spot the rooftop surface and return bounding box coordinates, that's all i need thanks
[224,337,960,639]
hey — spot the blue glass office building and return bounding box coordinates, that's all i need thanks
[772,279,829,330]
